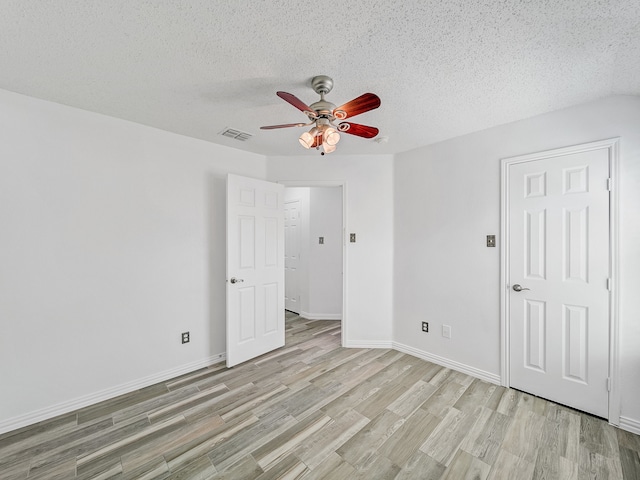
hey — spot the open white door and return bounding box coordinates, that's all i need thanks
[226,174,285,367]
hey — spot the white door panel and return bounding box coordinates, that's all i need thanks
[227,174,284,367]
[508,148,610,417]
[284,200,301,313]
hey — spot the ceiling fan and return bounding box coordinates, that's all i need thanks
[260,75,381,154]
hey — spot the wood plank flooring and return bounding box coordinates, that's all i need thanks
[2,313,639,479]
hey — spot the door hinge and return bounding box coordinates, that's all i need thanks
[607,378,612,392]
[607,278,612,291]
[607,178,612,191]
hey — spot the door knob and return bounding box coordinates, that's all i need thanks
[512,284,530,292]
[230,277,244,284]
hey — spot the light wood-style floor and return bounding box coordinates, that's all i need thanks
[2,313,639,479]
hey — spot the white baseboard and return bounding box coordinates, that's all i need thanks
[619,416,640,435]
[299,311,342,321]
[392,341,501,385]
[344,340,393,349]
[0,352,226,436]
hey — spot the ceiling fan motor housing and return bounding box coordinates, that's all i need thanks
[308,100,336,119]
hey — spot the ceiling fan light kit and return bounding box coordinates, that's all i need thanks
[261,75,380,154]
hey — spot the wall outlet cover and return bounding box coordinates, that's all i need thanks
[442,325,451,339]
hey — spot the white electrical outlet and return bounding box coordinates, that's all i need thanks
[442,325,451,339]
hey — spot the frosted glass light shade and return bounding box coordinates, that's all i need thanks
[323,128,341,146]
[299,131,314,149]
[322,142,336,153]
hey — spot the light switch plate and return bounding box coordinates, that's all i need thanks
[350,233,356,243]
[486,235,496,247]
[319,237,324,244]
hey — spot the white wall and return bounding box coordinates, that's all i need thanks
[0,89,267,432]
[393,95,640,428]
[308,187,343,319]
[268,155,394,346]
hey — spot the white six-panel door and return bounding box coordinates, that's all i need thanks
[284,199,301,313]
[507,146,610,418]
[226,174,285,367]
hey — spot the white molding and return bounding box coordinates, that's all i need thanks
[299,311,342,321]
[393,342,501,385]
[607,139,621,426]
[500,138,621,422]
[0,353,226,435]
[344,340,393,349]
[500,138,621,164]
[618,416,640,436]
[500,153,510,387]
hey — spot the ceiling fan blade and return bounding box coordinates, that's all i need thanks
[338,122,379,139]
[260,123,308,130]
[333,93,381,119]
[277,91,316,115]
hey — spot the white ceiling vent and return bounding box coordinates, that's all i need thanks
[219,127,253,141]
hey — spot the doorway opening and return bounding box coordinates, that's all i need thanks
[282,182,346,346]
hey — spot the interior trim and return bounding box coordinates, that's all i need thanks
[393,341,501,385]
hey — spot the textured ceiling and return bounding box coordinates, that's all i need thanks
[1,1,639,156]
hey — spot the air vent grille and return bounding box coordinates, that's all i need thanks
[219,127,253,141]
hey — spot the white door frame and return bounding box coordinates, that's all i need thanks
[500,138,620,424]
[278,180,347,347]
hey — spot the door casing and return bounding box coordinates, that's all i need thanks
[500,138,620,424]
